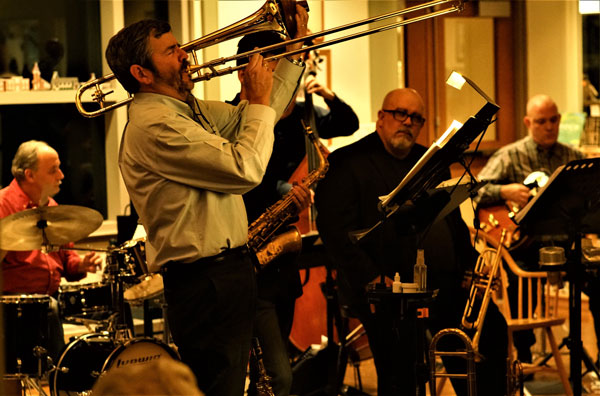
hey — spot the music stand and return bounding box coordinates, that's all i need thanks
[344,73,498,395]
[350,92,498,243]
[514,157,600,396]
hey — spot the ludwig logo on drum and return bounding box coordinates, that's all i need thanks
[114,352,163,368]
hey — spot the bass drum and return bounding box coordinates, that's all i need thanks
[51,333,179,395]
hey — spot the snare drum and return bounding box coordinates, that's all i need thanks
[51,333,179,395]
[1,294,50,377]
[123,274,164,305]
[119,237,164,304]
[58,282,112,322]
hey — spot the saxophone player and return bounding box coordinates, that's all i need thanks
[229,31,359,396]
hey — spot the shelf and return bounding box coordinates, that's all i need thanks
[0,82,127,105]
[0,89,94,105]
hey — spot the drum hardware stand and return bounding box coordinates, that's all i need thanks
[322,265,370,396]
[103,249,135,342]
[534,247,600,392]
[10,376,49,396]
[4,350,50,396]
[141,297,172,345]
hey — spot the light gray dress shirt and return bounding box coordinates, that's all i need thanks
[119,59,304,271]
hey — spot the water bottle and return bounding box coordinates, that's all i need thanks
[413,249,427,291]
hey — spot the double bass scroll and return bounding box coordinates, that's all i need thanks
[288,47,330,235]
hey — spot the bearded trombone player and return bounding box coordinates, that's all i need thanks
[104,5,308,395]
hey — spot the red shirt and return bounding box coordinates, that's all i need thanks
[1,179,85,295]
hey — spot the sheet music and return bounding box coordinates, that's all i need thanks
[513,164,565,225]
[378,121,464,211]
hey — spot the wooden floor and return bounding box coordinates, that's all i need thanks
[4,295,599,396]
[341,294,600,395]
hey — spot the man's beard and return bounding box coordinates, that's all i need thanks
[156,61,193,96]
[389,131,414,153]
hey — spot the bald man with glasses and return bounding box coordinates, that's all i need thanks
[315,88,508,396]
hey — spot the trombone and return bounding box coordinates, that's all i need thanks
[76,0,464,118]
[429,230,508,396]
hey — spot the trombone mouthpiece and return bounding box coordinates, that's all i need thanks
[187,65,202,74]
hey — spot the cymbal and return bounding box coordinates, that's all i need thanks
[0,205,103,251]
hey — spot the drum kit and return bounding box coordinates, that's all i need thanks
[0,205,177,396]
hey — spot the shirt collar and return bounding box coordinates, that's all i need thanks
[8,178,56,209]
[9,179,37,209]
[524,135,558,157]
[134,92,193,118]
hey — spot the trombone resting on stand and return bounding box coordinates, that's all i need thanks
[430,230,522,396]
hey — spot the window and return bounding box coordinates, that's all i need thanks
[0,0,106,217]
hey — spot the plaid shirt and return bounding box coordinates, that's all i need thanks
[475,135,584,206]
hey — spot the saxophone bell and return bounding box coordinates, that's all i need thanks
[254,226,302,269]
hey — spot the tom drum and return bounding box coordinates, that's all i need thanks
[1,294,50,377]
[58,282,112,322]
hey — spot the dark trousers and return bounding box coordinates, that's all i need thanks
[162,247,257,396]
[248,255,300,396]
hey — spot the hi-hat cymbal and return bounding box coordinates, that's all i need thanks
[0,205,103,251]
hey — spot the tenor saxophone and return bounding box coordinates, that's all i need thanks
[247,122,329,269]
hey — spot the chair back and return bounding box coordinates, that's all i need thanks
[469,228,563,324]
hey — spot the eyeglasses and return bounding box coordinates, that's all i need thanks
[381,109,426,126]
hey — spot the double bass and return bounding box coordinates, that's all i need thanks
[287,50,369,361]
[287,48,330,352]
[287,49,329,236]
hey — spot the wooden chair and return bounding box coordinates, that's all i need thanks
[470,228,573,396]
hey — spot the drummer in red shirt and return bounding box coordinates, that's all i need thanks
[0,140,101,363]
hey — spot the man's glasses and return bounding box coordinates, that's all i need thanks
[381,109,426,126]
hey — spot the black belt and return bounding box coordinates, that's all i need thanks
[161,245,249,275]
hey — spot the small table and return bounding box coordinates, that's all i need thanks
[367,285,438,396]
